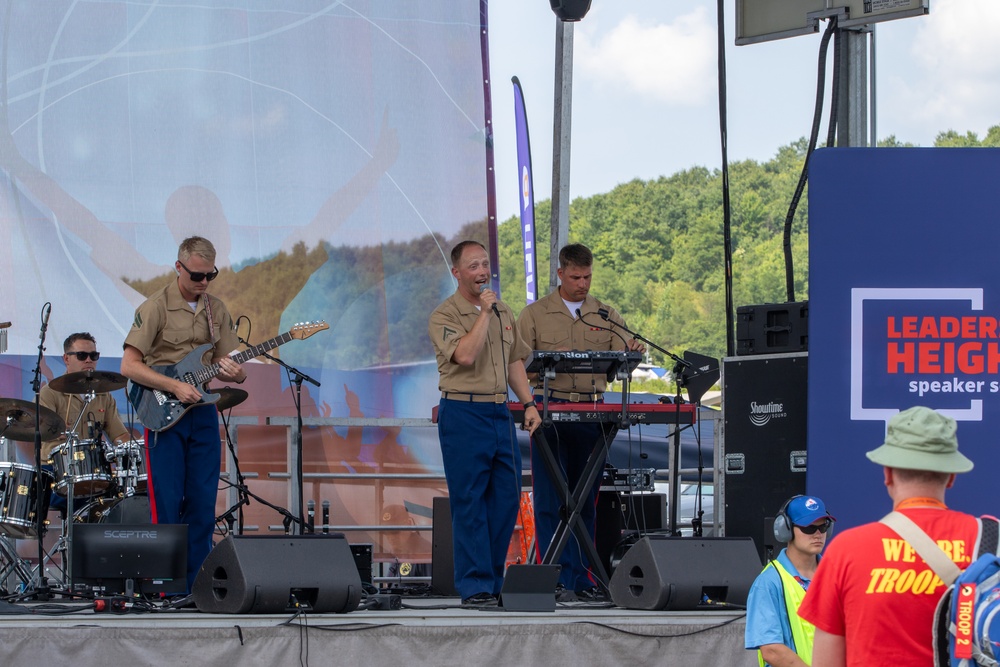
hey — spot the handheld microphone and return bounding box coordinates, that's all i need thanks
[307,499,315,534]
[480,284,501,318]
[577,308,630,349]
[321,500,330,534]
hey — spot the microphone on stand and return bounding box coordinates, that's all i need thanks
[39,303,51,341]
[479,284,501,318]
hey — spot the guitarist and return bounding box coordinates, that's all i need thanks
[121,236,246,592]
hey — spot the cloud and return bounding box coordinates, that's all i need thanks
[574,8,716,106]
[899,1,1000,133]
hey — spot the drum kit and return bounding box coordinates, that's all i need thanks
[0,369,150,591]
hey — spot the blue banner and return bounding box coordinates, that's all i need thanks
[512,76,538,304]
[808,148,1000,529]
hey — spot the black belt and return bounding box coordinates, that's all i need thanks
[441,391,507,403]
[537,390,604,402]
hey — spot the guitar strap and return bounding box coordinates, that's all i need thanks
[202,294,217,344]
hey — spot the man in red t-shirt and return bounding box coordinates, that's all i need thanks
[798,406,979,667]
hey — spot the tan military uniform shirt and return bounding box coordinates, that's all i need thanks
[516,290,629,395]
[124,279,240,367]
[38,386,130,459]
[429,292,531,395]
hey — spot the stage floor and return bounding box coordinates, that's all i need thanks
[0,596,754,666]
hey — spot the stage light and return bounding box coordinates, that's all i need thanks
[549,0,592,22]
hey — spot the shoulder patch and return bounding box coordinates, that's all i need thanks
[133,312,143,329]
[442,326,457,341]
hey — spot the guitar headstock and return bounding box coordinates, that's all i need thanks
[289,321,330,340]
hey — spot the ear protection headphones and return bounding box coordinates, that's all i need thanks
[773,495,803,544]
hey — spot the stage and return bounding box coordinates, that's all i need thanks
[0,597,753,666]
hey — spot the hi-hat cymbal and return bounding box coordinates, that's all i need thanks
[49,370,128,395]
[0,398,65,442]
[210,387,249,412]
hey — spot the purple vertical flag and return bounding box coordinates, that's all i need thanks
[512,76,538,304]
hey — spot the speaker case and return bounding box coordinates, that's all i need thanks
[193,534,362,614]
[721,352,808,562]
[609,536,761,611]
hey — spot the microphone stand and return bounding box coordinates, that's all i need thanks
[598,312,691,536]
[214,401,309,535]
[31,303,51,599]
[251,343,319,535]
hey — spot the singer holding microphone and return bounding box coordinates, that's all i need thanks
[429,240,541,607]
[516,243,645,601]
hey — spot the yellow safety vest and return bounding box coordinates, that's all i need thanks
[757,559,815,667]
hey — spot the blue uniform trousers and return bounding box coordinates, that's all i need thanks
[530,398,610,591]
[145,404,220,592]
[437,398,522,600]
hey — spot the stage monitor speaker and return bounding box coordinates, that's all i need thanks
[499,564,561,612]
[431,496,457,596]
[193,534,362,614]
[609,536,761,611]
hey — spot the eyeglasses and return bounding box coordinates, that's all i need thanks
[178,260,219,283]
[68,351,100,361]
[797,519,833,535]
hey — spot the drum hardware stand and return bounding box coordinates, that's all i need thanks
[0,535,34,592]
[27,302,52,600]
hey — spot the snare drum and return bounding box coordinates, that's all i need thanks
[74,495,151,524]
[50,438,112,498]
[0,463,52,539]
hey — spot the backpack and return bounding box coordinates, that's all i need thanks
[880,512,1000,667]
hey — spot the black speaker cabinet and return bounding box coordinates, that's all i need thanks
[431,496,457,596]
[596,492,668,574]
[193,534,362,614]
[609,536,761,611]
[722,352,808,563]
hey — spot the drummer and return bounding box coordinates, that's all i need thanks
[39,333,131,504]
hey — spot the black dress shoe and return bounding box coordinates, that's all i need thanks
[575,586,608,602]
[461,592,497,606]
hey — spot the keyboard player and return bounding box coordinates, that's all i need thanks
[516,243,645,602]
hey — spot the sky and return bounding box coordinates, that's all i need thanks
[487,0,1000,222]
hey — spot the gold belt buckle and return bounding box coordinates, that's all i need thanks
[569,392,581,402]
[493,393,506,403]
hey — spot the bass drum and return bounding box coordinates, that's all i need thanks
[74,495,151,524]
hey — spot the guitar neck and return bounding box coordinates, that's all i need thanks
[193,331,297,385]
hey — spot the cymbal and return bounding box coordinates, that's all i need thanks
[0,398,66,442]
[49,370,128,395]
[210,387,249,412]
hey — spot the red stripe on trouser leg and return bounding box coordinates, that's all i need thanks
[144,428,159,524]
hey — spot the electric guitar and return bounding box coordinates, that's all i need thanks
[127,321,328,432]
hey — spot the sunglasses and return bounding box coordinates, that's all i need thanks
[68,351,100,361]
[797,519,833,535]
[178,260,219,283]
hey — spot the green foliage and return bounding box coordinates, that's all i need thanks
[499,139,814,363]
[934,125,1000,148]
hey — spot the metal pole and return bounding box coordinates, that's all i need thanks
[836,28,869,147]
[549,19,573,293]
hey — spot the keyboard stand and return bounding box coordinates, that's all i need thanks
[533,423,617,585]
[525,350,638,587]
